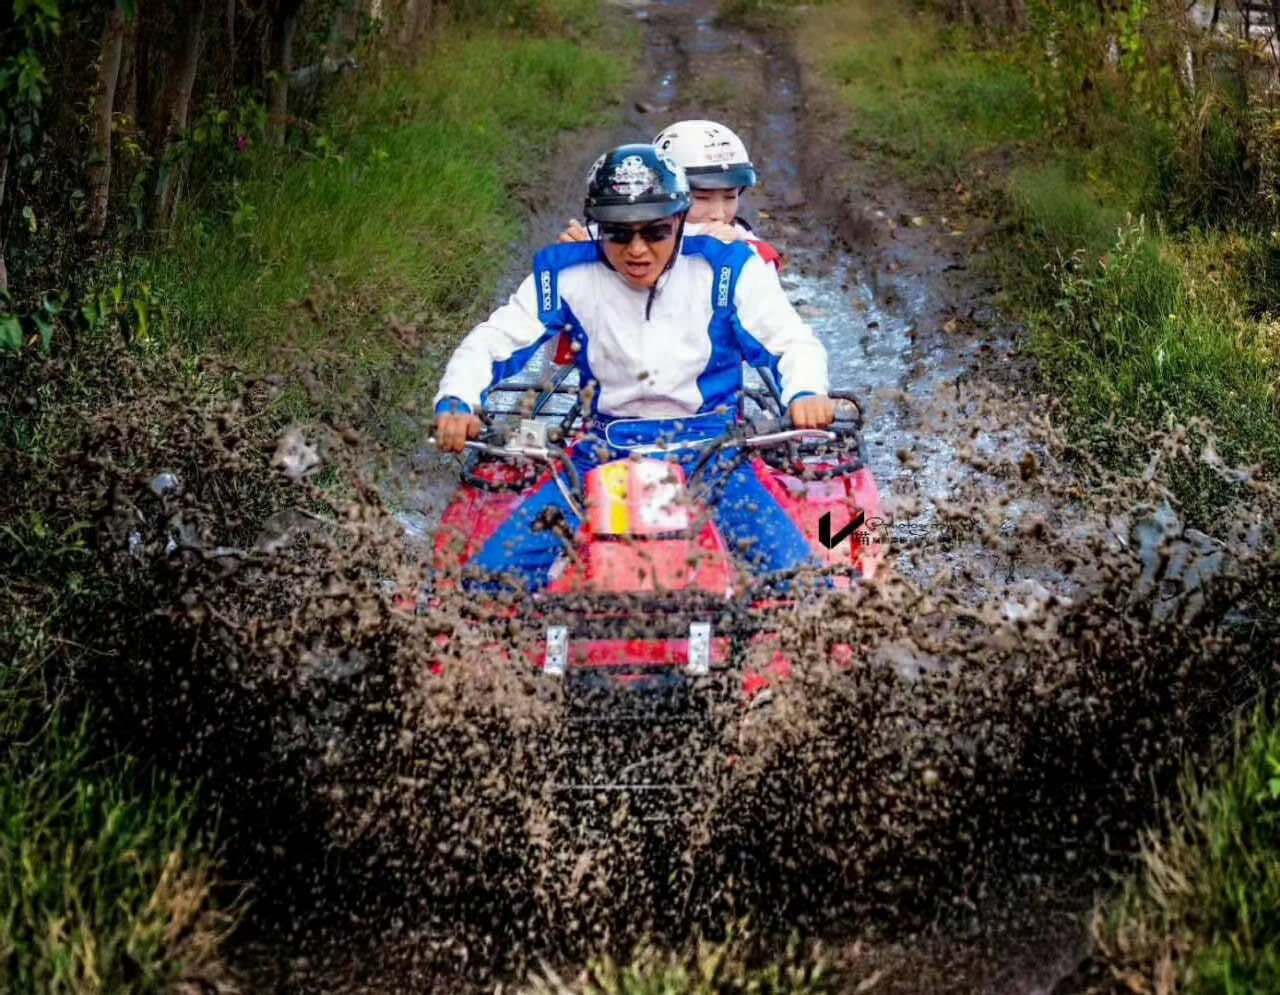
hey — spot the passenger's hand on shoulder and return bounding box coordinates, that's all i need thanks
[558,219,591,244]
[703,221,746,244]
[789,394,835,429]
[435,413,484,453]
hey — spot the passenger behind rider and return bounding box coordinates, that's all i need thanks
[559,120,783,269]
[432,143,831,589]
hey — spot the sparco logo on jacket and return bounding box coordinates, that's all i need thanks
[540,271,553,312]
[717,266,732,307]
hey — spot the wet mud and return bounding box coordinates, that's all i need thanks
[63,1,1280,993]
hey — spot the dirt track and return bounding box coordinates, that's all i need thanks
[226,2,1279,992]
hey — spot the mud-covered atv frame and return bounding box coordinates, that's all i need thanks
[426,364,880,831]
[439,365,874,669]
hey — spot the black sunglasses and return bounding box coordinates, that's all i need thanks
[599,221,677,245]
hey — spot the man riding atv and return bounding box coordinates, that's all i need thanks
[433,143,835,592]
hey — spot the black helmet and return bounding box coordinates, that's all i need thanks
[584,144,691,224]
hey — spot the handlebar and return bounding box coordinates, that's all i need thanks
[431,391,868,499]
[427,429,583,506]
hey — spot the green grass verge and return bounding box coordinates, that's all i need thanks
[525,932,832,994]
[0,708,235,994]
[1092,708,1280,993]
[796,0,1280,485]
[822,15,1041,178]
[151,8,629,431]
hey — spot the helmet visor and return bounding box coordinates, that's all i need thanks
[585,199,690,224]
[685,163,757,190]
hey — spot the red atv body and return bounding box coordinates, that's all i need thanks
[423,359,885,707]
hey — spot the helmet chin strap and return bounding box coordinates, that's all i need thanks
[646,213,687,320]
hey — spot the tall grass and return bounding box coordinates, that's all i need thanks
[154,24,628,392]
[1033,218,1280,470]
[0,713,236,994]
[1092,709,1280,993]
[801,3,1041,180]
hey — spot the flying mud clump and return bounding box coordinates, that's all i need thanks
[38,346,1279,988]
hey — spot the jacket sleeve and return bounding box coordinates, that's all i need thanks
[432,273,555,411]
[731,254,829,404]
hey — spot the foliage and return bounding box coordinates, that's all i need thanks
[0,0,606,322]
[0,0,62,139]
[526,930,833,994]
[0,290,61,353]
[1092,706,1280,993]
[0,710,239,994]
[145,26,625,434]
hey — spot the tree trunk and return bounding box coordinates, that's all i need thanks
[398,0,420,52]
[121,25,139,129]
[0,126,12,294]
[267,0,303,145]
[153,0,207,229]
[415,0,434,51]
[225,0,237,98]
[398,0,434,56]
[87,1,128,239]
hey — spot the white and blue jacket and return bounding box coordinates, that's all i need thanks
[432,234,828,422]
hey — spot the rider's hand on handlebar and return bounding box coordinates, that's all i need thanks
[435,413,484,453]
[558,219,591,244]
[789,394,836,429]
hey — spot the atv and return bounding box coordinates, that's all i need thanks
[414,346,885,830]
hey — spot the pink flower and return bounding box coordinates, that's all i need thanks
[236,135,249,153]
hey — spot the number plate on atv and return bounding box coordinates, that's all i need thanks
[586,459,690,536]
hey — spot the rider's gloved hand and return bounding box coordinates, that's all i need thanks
[558,218,591,244]
[789,394,835,429]
[434,398,484,453]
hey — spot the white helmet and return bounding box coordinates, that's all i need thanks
[652,120,757,190]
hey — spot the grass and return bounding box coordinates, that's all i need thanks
[1030,218,1280,475]
[795,0,1280,491]
[0,709,236,994]
[525,932,833,994]
[1092,708,1280,993]
[151,12,630,433]
[2,571,239,993]
[802,2,1042,180]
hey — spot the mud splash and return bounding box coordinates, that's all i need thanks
[42,2,1279,993]
[61,339,1276,995]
